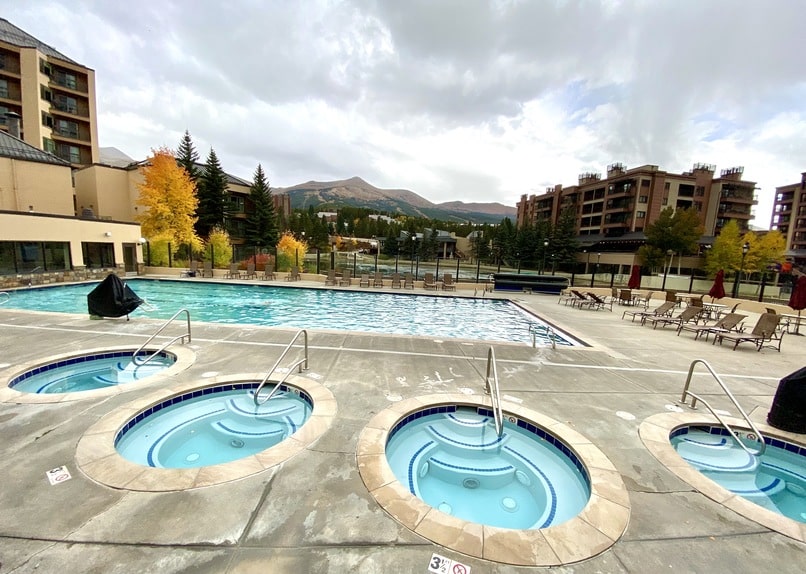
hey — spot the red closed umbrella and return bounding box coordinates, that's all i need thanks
[787,275,806,335]
[708,269,726,300]
[627,265,641,289]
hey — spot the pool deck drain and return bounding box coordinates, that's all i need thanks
[0,282,805,572]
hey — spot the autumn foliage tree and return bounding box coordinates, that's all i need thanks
[136,147,202,259]
[276,232,308,272]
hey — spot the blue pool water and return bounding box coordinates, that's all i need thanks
[385,406,590,529]
[672,426,806,523]
[10,351,175,394]
[115,384,312,468]
[2,279,580,345]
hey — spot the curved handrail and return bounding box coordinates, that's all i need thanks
[254,329,309,405]
[680,359,766,456]
[132,309,191,366]
[484,347,503,437]
[529,324,557,349]
[0,291,9,305]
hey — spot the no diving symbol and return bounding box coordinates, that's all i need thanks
[452,564,468,574]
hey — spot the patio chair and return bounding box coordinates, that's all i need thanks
[201,261,214,278]
[181,260,199,277]
[618,289,634,306]
[677,312,747,340]
[359,273,371,287]
[403,272,415,289]
[633,290,654,308]
[579,292,613,311]
[645,305,702,330]
[339,268,352,286]
[243,263,257,279]
[714,313,784,351]
[373,272,384,287]
[441,273,456,291]
[324,268,337,286]
[259,264,276,280]
[285,266,300,281]
[225,263,241,279]
[423,272,438,290]
[622,301,675,324]
[390,272,402,288]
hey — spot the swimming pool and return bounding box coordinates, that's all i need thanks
[3,279,581,345]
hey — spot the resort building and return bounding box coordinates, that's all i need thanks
[517,163,758,244]
[770,172,806,268]
[0,18,99,166]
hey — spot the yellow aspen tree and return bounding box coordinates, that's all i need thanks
[136,147,202,253]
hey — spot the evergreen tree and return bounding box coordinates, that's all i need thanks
[176,130,199,180]
[244,164,279,249]
[195,148,229,239]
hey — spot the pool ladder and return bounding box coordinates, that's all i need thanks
[529,324,556,349]
[484,347,504,437]
[132,308,192,366]
[0,291,9,305]
[253,329,309,405]
[679,359,766,456]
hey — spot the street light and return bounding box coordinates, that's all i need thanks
[550,254,556,275]
[542,239,549,274]
[732,242,750,298]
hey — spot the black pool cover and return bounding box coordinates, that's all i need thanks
[87,274,143,319]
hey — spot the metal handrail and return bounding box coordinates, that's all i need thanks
[0,291,9,305]
[484,347,504,437]
[254,329,309,405]
[529,324,556,349]
[132,309,191,366]
[680,359,766,456]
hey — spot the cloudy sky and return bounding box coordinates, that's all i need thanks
[4,0,805,226]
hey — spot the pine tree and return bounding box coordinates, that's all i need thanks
[195,148,229,239]
[176,130,199,180]
[244,164,279,249]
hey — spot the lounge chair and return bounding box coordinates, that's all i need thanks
[201,261,214,278]
[339,268,352,286]
[259,264,276,280]
[181,260,199,277]
[618,289,634,306]
[677,312,747,340]
[243,263,257,279]
[441,273,456,291]
[633,290,654,308]
[715,313,784,351]
[645,305,702,330]
[622,301,675,324]
[373,272,384,287]
[403,272,415,289]
[390,272,402,288]
[423,272,438,290]
[359,273,371,287]
[566,290,591,308]
[285,266,300,281]
[324,269,337,286]
[764,307,791,332]
[558,289,577,305]
[225,263,241,279]
[579,292,613,311]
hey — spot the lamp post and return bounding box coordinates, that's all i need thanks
[732,242,750,298]
[583,249,589,274]
[550,254,556,275]
[516,251,521,274]
[541,239,549,274]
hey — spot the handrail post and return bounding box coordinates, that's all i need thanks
[485,347,503,437]
[254,329,309,404]
[132,308,192,366]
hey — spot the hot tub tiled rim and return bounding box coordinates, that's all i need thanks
[640,412,806,544]
[357,393,630,567]
[0,344,196,404]
[75,373,335,491]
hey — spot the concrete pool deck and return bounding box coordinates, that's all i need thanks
[0,279,805,573]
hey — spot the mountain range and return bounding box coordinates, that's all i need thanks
[275,177,516,224]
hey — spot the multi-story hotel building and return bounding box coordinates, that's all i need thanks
[770,172,806,267]
[0,18,99,166]
[517,163,757,242]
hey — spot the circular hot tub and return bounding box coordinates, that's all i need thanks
[357,394,630,567]
[76,373,336,491]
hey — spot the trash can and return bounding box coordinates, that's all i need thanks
[767,366,806,434]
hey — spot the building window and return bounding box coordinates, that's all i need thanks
[229,195,245,213]
[662,197,668,205]
[0,105,7,126]
[81,242,115,268]
[54,94,78,114]
[53,70,77,90]
[0,78,8,98]
[664,182,671,190]
[43,138,56,154]
[636,211,646,218]
[56,119,79,138]
[0,53,5,70]
[56,143,81,163]
[638,196,648,203]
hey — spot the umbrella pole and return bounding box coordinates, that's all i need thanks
[796,309,802,336]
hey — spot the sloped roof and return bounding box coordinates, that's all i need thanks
[0,130,70,166]
[0,18,78,65]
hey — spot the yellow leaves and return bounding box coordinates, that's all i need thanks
[136,147,200,248]
[276,232,308,272]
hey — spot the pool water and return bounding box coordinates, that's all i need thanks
[116,385,312,468]
[2,279,579,346]
[10,351,174,394]
[385,406,590,529]
[672,427,806,523]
